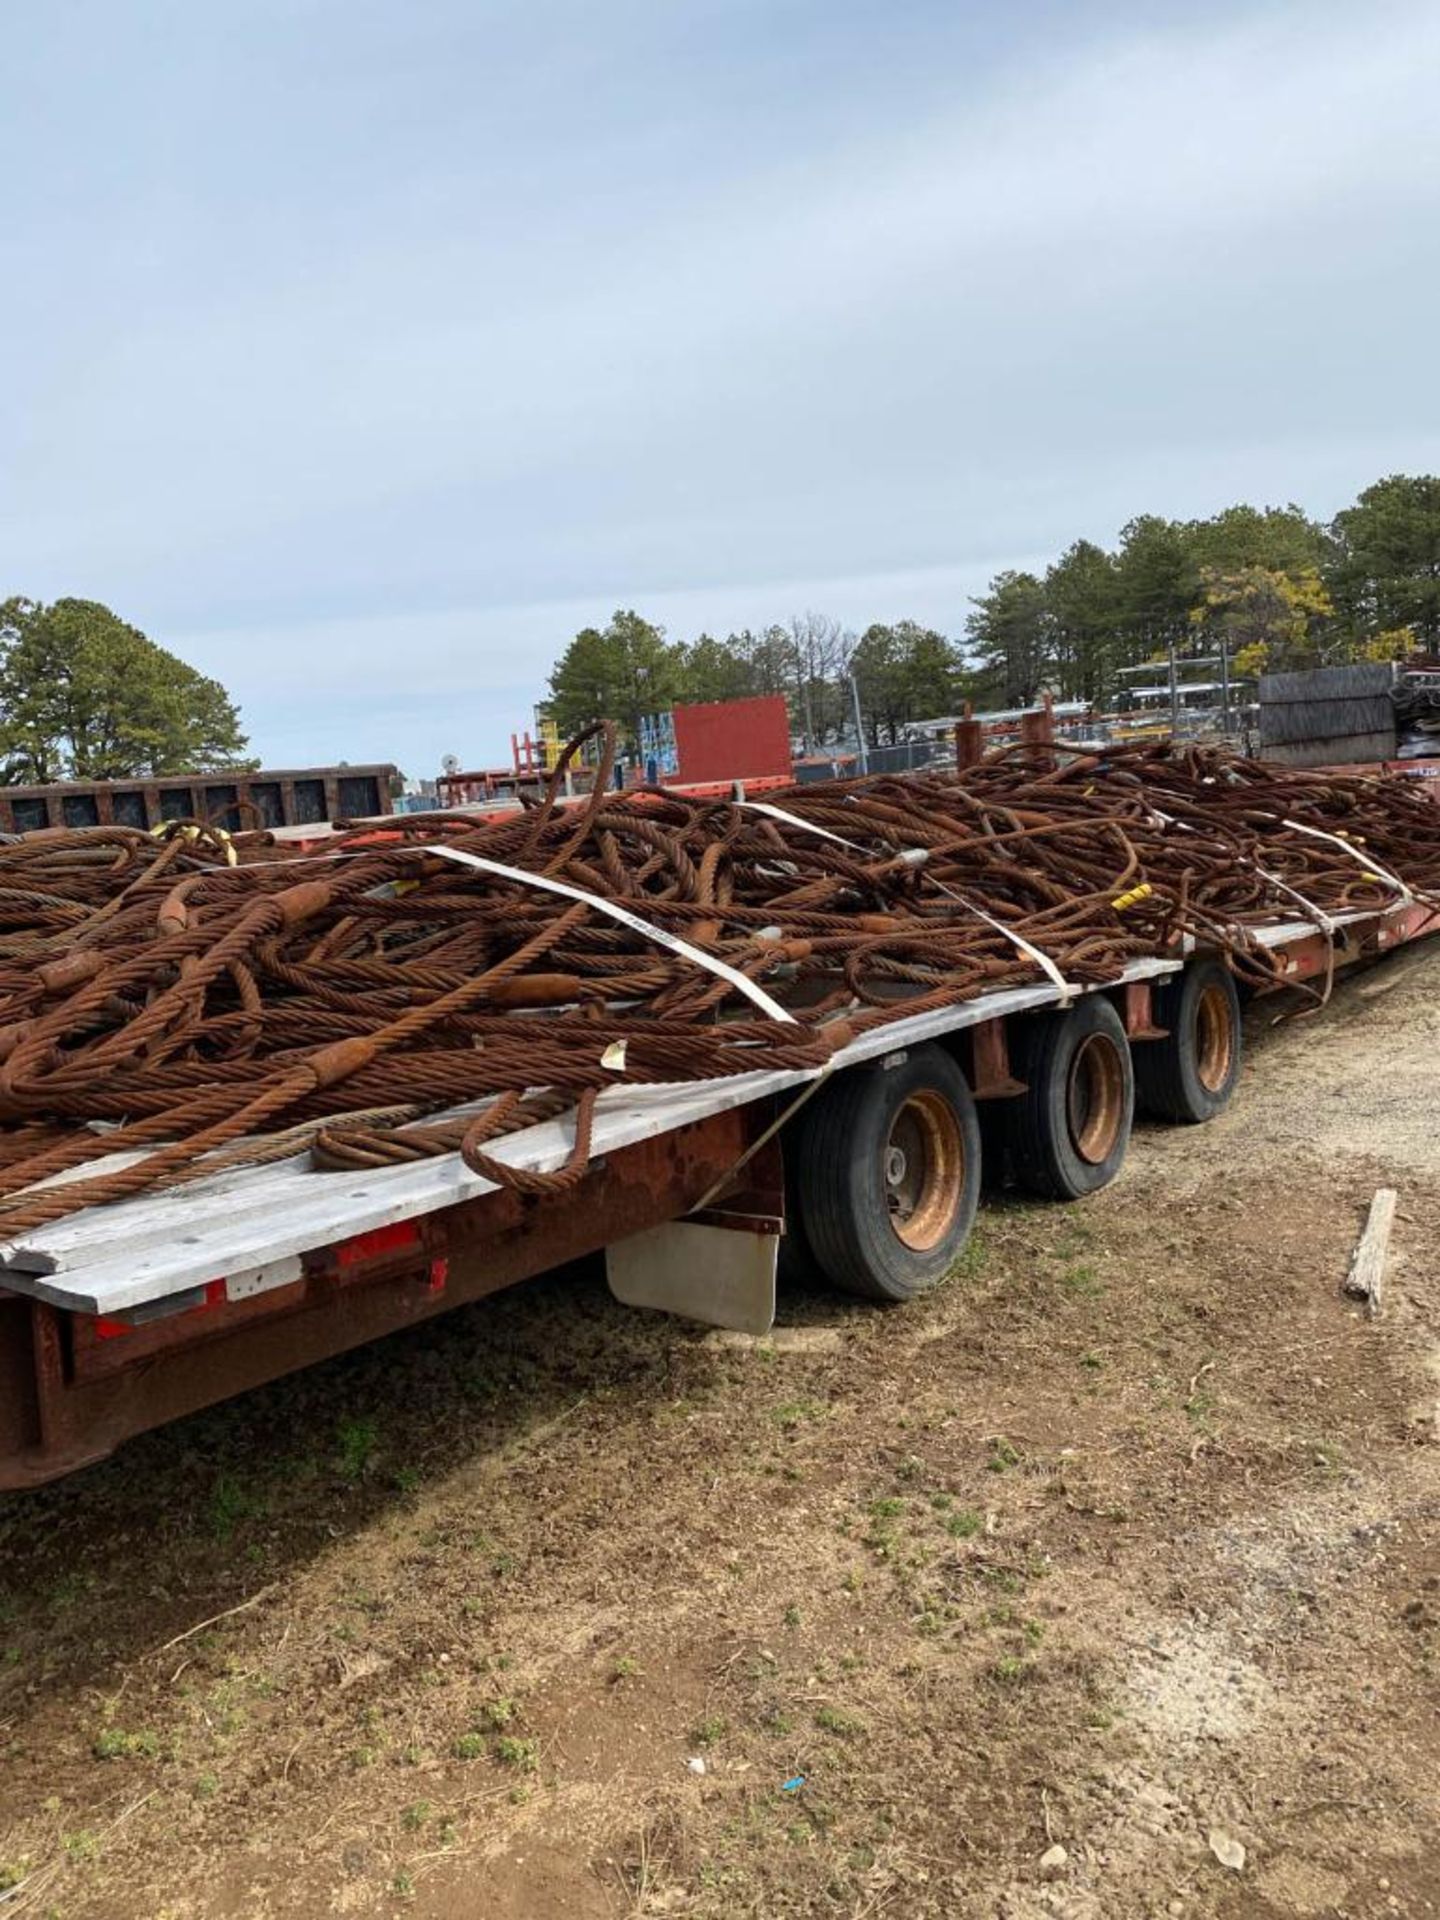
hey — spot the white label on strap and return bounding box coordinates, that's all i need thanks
[419,844,797,1024]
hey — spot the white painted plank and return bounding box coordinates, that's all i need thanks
[0,1099,501,1271]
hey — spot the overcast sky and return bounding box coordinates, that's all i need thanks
[4,0,1439,775]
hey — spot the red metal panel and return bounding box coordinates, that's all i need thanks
[672,695,791,786]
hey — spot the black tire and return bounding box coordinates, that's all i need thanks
[776,1138,824,1287]
[1003,996,1133,1200]
[790,1044,982,1302]
[1133,957,1241,1124]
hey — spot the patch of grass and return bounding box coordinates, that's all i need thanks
[194,1772,219,1799]
[475,1697,517,1731]
[350,1745,379,1770]
[0,1863,29,1893]
[986,1437,1021,1473]
[1054,1219,1094,1255]
[62,1831,98,1862]
[49,1570,92,1611]
[207,1469,267,1540]
[400,1801,431,1831]
[950,1230,987,1279]
[771,1398,824,1430]
[691,1714,727,1748]
[763,1708,794,1735]
[336,1415,379,1480]
[946,1508,983,1538]
[610,1656,639,1682]
[782,1605,801,1629]
[867,1496,905,1519]
[452,1733,486,1760]
[1061,1262,1104,1298]
[991,1655,1026,1684]
[392,1868,415,1898]
[814,1706,866,1739]
[1080,1350,1104,1370]
[92,1728,159,1761]
[494,1735,538,1772]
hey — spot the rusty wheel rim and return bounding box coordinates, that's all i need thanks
[884,1090,965,1251]
[1066,1034,1125,1165]
[1194,982,1235,1093]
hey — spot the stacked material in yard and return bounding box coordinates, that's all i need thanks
[0,729,1436,1236]
[1393,665,1440,758]
[1259,663,1398,768]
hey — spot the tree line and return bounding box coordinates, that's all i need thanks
[545,610,957,753]
[0,597,250,784]
[547,474,1440,749]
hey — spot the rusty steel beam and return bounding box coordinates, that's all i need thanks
[1120,979,1169,1040]
[968,1017,1026,1098]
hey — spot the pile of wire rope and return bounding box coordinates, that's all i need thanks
[0,724,1435,1235]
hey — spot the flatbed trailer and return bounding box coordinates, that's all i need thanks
[1,883,1435,1491]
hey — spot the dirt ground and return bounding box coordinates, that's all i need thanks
[3,947,1440,1920]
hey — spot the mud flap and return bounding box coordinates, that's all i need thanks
[605,1219,778,1334]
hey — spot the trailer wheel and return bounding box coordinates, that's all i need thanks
[791,1045,981,1302]
[1004,997,1133,1200]
[1133,958,1241,1124]
[776,1145,823,1286]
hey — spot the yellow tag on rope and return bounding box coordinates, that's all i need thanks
[1111,883,1153,912]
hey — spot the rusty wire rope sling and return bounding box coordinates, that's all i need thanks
[0,731,1435,1240]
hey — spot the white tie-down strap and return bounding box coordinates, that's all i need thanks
[927,881,1078,1003]
[1147,805,1339,936]
[1250,864,1339,937]
[737,801,1079,1003]
[1281,818,1417,906]
[419,845,797,1024]
[736,799,865,850]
